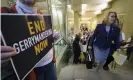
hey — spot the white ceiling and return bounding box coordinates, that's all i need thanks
[68,0,113,18]
[70,0,112,11]
[69,0,111,5]
[35,0,113,18]
[36,0,66,10]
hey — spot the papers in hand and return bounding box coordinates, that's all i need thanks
[124,38,132,48]
[81,45,87,52]
[113,51,127,65]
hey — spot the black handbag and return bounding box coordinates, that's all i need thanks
[85,50,95,69]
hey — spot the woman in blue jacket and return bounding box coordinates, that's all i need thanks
[103,19,127,70]
[89,12,121,72]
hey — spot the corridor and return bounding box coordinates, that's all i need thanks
[58,56,133,80]
[58,0,133,79]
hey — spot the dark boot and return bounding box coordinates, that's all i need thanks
[103,65,109,71]
[103,56,114,71]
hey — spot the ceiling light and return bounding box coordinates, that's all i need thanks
[52,5,55,8]
[82,4,87,9]
[80,18,91,21]
[81,11,85,15]
[94,10,101,14]
[67,5,73,13]
[99,3,108,10]
[107,0,112,2]
[67,5,71,8]
[82,4,87,11]
[81,4,87,15]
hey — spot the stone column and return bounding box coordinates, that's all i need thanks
[74,11,80,35]
[123,0,133,39]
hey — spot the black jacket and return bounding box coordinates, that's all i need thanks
[73,36,81,54]
[89,24,120,50]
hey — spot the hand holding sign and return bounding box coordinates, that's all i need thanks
[1,46,17,64]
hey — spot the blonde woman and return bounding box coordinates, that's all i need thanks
[103,18,126,70]
[88,12,121,72]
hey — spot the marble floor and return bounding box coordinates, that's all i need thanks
[58,62,133,80]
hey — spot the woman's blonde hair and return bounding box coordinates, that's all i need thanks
[102,12,118,25]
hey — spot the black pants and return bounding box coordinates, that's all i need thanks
[34,62,57,80]
[104,46,115,67]
[104,55,114,67]
[2,62,28,80]
[126,46,133,60]
[73,53,80,64]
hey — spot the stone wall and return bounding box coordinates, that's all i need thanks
[97,0,133,40]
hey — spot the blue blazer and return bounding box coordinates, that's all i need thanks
[89,24,120,50]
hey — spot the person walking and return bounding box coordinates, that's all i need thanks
[103,19,125,70]
[126,34,133,60]
[103,18,126,70]
[73,34,81,64]
[88,12,121,72]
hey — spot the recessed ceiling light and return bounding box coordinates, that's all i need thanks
[94,10,101,14]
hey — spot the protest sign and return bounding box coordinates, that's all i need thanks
[1,14,54,80]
